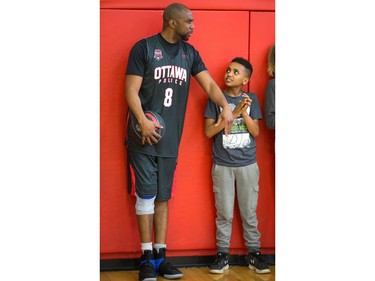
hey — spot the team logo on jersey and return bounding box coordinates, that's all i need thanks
[154,65,187,85]
[154,49,163,61]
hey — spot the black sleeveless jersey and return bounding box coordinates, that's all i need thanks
[126,34,206,157]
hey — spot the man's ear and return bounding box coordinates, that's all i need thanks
[169,19,176,28]
[242,78,249,85]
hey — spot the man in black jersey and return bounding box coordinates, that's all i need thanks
[125,3,233,281]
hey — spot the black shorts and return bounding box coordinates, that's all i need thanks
[127,150,177,201]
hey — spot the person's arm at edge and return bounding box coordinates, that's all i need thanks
[264,79,275,130]
[194,70,233,135]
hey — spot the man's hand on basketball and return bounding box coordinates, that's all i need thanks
[139,118,162,145]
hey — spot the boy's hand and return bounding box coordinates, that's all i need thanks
[233,94,252,118]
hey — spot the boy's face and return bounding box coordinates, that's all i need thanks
[224,62,249,87]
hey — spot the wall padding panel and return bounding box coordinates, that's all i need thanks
[249,11,276,250]
[100,0,275,11]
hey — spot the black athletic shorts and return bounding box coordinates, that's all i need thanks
[127,150,177,201]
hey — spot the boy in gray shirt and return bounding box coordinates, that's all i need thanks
[204,57,270,274]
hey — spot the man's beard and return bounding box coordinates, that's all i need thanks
[181,32,191,41]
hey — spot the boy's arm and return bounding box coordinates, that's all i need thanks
[241,102,260,137]
[205,117,225,138]
[205,95,255,138]
[243,115,260,137]
[205,114,259,139]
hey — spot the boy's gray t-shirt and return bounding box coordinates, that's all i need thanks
[204,92,262,167]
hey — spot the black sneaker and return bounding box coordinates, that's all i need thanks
[247,251,271,274]
[209,252,229,274]
[139,250,157,281]
[153,248,183,279]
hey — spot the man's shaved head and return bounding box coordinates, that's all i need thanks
[161,2,194,42]
[163,2,190,23]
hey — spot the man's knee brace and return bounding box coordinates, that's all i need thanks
[135,195,156,215]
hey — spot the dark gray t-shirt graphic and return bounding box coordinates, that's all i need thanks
[204,92,262,167]
[223,103,251,149]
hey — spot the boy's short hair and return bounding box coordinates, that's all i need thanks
[231,57,253,78]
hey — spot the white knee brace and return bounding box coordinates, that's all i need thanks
[135,195,156,215]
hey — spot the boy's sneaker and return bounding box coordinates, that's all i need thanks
[153,248,183,279]
[139,250,157,281]
[247,251,271,274]
[209,252,229,274]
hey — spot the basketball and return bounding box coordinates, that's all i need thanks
[129,111,166,144]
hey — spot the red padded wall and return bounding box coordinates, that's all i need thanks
[168,10,250,254]
[100,2,275,259]
[100,9,163,258]
[249,12,276,251]
[100,0,275,11]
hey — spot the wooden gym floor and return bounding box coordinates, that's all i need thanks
[100,265,276,281]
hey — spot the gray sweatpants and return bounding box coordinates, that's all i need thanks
[212,162,261,253]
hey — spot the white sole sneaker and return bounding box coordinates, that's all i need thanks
[209,264,229,274]
[248,264,271,274]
